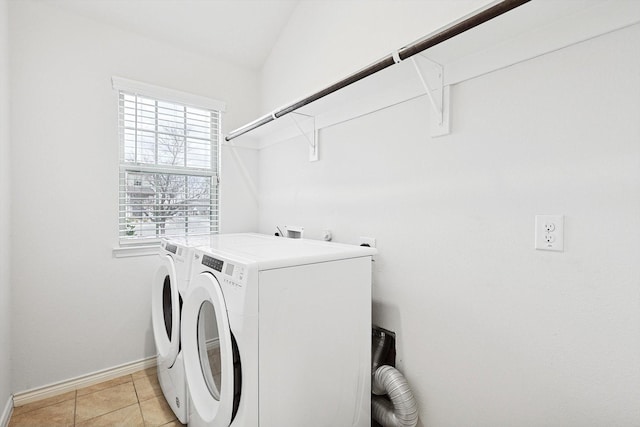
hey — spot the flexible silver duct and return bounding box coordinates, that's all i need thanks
[371,328,394,377]
[372,365,419,427]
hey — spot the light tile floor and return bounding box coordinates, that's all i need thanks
[8,367,185,427]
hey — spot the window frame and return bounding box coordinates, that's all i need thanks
[112,77,225,250]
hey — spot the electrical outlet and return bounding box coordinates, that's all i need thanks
[535,215,563,252]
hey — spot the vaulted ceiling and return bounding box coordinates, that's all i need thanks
[35,0,300,70]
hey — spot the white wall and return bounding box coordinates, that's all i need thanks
[9,1,259,393]
[0,0,12,415]
[258,4,640,426]
[260,0,492,112]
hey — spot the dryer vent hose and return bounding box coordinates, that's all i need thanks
[372,365,418,427]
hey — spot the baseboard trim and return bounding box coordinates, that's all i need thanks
[12,355,157,407]
[1,395,13,427]
[206,337,220,351]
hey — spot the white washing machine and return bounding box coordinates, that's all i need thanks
[152,236,215,424]
[181,233,376,427]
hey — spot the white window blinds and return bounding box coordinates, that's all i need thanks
[115,80,223,242]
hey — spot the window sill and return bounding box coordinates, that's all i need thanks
[112,244,160,258]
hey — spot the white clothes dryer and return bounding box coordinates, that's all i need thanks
[181,233,376,427]
[152,236,215,424]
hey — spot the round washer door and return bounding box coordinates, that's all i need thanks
[183,272,240,427]
[151,255,180,365]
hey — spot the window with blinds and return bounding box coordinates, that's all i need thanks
[117,87,221,242]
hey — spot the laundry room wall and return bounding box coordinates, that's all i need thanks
[0,0,12,418]
[260,0,492,112]
[8,1,259,393]
[257,3,640,427]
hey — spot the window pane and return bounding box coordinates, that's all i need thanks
[186,138,211,169]
[186,107,211,139]
[136,97,156,132]
[158,101,185,131]
[123,129,136,162]
[120,171,216,239]
[137,131,156,164]
[118,89,220,241]
[158,132,185,166]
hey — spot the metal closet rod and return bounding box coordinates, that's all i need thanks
[225,0,531,141]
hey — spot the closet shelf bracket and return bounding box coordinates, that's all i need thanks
[411,54,450,137]
[289,112,318,162]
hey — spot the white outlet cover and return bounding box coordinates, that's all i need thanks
[535,215,564,252]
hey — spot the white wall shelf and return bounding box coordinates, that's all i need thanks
[227,0,640,153]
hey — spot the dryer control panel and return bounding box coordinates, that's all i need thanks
[201,254,246,285]
[202,254,224,272]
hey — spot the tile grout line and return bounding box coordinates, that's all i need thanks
[137,403,145,427]
[132,373,142,423]
[73,390,77,427]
